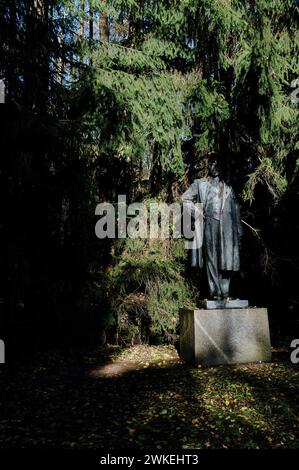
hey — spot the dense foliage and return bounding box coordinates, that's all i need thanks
[1,0,298,349]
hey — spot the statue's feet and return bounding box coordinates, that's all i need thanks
[212,295,222,301]
[212,296,234,301]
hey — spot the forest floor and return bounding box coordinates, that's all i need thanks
[0,343,298,449]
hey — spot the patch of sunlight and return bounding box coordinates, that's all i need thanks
[89,361,139,378]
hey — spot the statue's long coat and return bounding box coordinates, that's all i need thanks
[181,178,242,271]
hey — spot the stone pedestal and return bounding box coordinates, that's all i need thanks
[198,299,249,310]
[179,307,272,366]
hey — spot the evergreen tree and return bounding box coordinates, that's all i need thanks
[1,0,298,347]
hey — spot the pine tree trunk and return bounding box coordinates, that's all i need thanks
[89,1,93,65]
[57,9,66,85]
[89,2,93,42]
[78,0,85,42]
[24,0,49,113]
[99,1,109,43]
[6,0,17,100]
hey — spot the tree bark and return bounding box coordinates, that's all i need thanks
[89,2,94,41]
[78,0,85,42]
[99,1,109,43]
[24,0,49,113]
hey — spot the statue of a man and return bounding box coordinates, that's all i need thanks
[181,157,243,300]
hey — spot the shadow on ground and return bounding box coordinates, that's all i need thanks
[0,344,298,449]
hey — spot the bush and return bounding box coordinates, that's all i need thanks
[98,206,196,344]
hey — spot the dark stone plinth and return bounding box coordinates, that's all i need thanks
[179,307,272,366]
[198,299,249,310]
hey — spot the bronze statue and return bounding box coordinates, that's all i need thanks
[182,157,243,300]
